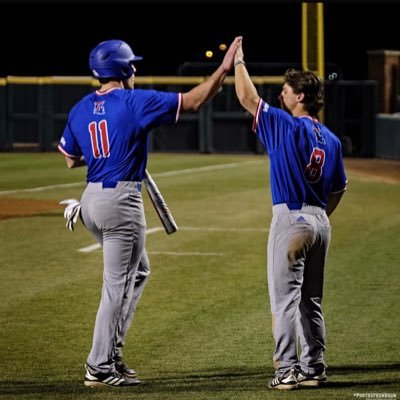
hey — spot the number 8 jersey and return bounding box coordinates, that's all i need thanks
[58,87,181,182]
[253,99,347,210]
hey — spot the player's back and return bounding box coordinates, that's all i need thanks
[64,88,178,182]
[258,105,345,209]
[67,88,148,182]
[288,116,344,207]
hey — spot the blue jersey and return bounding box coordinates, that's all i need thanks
[58,87,181,182]
[253,99,347,209]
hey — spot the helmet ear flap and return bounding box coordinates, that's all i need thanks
[121,65,133,79]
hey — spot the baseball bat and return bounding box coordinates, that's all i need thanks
[143,170,178,234]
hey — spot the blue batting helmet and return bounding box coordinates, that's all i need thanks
[89,40,143,80]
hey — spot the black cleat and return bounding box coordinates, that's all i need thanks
[297,369,327,387]
[268,369,298,390]
[84,364,141,387]
[115,357,137,378]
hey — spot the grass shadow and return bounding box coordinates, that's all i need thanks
[319,363,400,389]
[0,363,398,397]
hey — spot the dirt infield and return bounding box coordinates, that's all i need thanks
[0,199,62,220]
[0,157,398,220]
[344,157,400,185]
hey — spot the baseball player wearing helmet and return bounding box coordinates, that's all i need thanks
[58,37,241,387]
[234,38,347,390]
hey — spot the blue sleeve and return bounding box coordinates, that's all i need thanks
[127,90,180,131]
[331,141,347,193]
[256,101,295,154]
[58,120,82,158]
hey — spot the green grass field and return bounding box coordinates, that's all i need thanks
[0,153,399,400]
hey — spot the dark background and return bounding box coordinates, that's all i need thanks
[0,1,399,80]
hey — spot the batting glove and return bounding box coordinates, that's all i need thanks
[59,199,81,231]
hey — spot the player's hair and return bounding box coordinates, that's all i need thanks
[284,69,324,116]
[98,78,114,84]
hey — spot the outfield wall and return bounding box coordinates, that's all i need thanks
[375,114,400,160]
[0,76,377,157]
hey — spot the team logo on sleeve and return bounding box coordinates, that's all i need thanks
[93,100,105,115]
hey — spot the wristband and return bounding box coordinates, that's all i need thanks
[234,60,246,67]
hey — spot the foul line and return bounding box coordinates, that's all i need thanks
[0,160,263,196]
[151,160,263,178]
[78,225,267,253]
[78,243,102,253]
[0,181,85,196]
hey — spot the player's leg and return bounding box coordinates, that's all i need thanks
[297,213,331,385]
[86,188,146,374]
[115,249,151,376]
[116,249,150,351]
[268,211,309,378]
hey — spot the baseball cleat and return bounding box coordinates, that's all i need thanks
[268,369,298,390]
[84,364,141,387]
[115,357,137,378]
[297,369,327,387]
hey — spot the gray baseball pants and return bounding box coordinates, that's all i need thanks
[267,204,331,377]
[80,182,149,373]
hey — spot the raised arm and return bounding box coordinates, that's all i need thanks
[181,36,242,112]
[234,38,260,116]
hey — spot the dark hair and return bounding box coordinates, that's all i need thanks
[283,69,324,116]
[98,78,115,84]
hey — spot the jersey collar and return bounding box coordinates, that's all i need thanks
[95,87,121,96]
[297,114,319,122]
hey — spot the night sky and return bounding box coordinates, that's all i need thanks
[0,1,399,80]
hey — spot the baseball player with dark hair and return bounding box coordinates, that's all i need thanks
[58,37,241,387]
[234,38,347,390]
